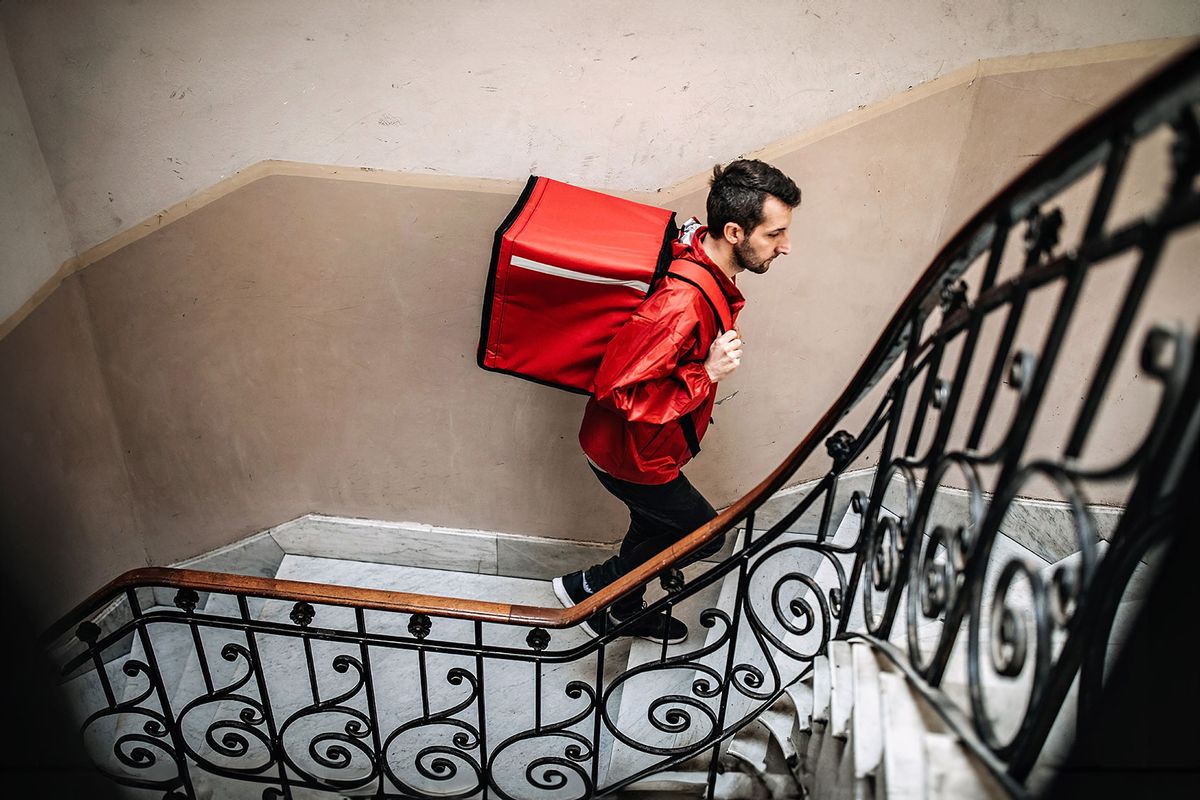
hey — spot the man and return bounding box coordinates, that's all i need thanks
[553,159,801,643]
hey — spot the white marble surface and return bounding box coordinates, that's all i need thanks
[153,532,286,606]
[270,516,499,576]
[269,514,618,581]
[149,532,284,612]
[752,469,876,539]
[495,535,616,581]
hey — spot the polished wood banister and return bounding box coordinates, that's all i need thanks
[44,43,1200,648]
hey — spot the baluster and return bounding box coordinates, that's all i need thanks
[177,589,213,698]
[354,608,384,797]
[127,589,196,798]
[291,602,321,707]
[704,552,751,800]
[534,659,543,732]
[590,640,606,793]
[473,620,490,800]
[965,206,1060,453]
[903,338,946,459]
[858,315,925,641]
[242,595,290,798]
[815,473,839,544]
[76,620,115,709]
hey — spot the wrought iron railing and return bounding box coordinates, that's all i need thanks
[44,45,1200,799]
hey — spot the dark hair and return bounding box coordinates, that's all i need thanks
[706,159,801,236]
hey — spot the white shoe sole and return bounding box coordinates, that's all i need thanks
[551,576,577,609]
[553,576,601,639]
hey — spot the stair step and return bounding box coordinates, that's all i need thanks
[811,654,831,726]
[782,680,813,781]
[828,640,853,739]
[749,696,800,772]
[725,717,772,781]
[877,670,926,800]
[784,680,813,734]
[849,642,883,783]
[623,767,794,799]
[923,731,1008,799]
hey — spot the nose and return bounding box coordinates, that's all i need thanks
[777,233,791,256]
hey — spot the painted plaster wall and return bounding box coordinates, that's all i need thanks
[0,25,72,324]
[2,0,1197,307]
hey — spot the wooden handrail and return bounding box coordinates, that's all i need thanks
[43,43,1200,649]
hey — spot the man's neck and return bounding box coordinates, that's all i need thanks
[701,232,740,281]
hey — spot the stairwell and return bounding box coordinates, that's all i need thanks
[40,43,1200,800]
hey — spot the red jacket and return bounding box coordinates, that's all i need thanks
[579,229,745,483]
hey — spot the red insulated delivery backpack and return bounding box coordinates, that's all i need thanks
[477,176,730,394]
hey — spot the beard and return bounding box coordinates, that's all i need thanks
[734,238,772,274]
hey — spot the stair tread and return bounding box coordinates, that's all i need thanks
[849,641,883,779]
[878,670,927,800]
[828,640,853,738]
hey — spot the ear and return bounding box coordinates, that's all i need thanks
[722,221,743,245]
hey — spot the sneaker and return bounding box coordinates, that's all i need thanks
[553,571,608,638]
[552,570,592,608]
[609,608,689,645]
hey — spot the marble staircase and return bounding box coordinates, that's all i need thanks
[58,489,1131,800]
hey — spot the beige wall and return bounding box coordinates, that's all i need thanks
[77,175,620,565]
[2,0,1197,298]
[0,26,73,325]
[0,279,146,623]
[1,42,1197,620]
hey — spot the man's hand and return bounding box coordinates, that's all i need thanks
[704,329,743,383]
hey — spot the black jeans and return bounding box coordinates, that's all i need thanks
[584,463,724,616]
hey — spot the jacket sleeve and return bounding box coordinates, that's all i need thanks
[592,291,713,424]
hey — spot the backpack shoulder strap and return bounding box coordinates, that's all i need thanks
[664,258,732,460]
[666,260,733,333]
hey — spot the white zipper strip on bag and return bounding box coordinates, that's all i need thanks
[510,255,650,293]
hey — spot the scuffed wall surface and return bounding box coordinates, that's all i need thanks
[0,24,72,324]
[2,0,1197,267]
